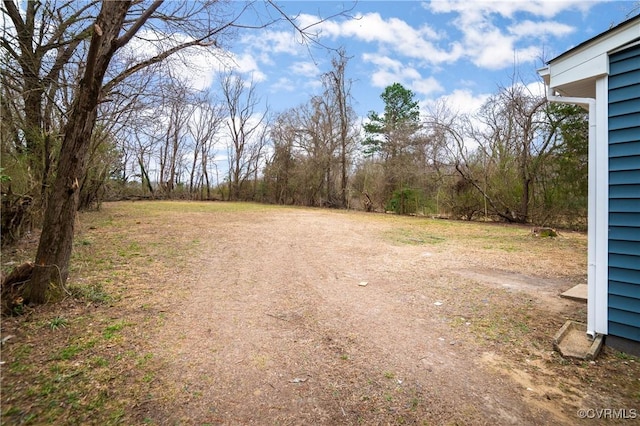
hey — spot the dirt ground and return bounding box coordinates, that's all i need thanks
[2,202,639,425]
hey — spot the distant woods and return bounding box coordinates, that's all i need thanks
[1,3,588,252]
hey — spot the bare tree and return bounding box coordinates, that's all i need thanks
[221,72,268,201]
[464,85,551,222]
[132,126,156,197]
[22,0,340,304]
[188,92,225,199]
[306,96,338,205]
[322,49,357,207]
[425,84,570,223]
[274,97,337,207]
[27,1,145,302]
[1,0,97,199]
[156,78,194,196]
[264,109,298,204]
[265,54,357,208]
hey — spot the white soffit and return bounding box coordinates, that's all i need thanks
[548,18,640,95]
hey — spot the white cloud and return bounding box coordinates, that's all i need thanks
[296,13,343,38]
[463,25,517,69]
[294,4,579,76]
[413,77,445,97]
[508,20,575,38]
[368,68,392,89]
[340,13,440,43]
[270,77,296,93]
[297,12,461,65]
[423,89,491,116]
[215,51,267,83]
[418,88,493,152]
[362,54,403,71]
[168,56,215,91]
[363,53,419,86]
[426,0,590,70]
[523,80,546,98]
[463,31,541,70]
[422,82,545,120]
[219,0,614,121]
[515,45,544,65]
[290,61,320,77]
[240,30,306,56]
[427,0,593,19]
[236,3,581,113]
[362,53,443,96]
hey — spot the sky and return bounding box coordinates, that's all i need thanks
[191,0,638,120]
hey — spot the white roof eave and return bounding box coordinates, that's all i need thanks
[544,17,640,97]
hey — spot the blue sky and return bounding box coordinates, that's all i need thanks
[200,0,638,119]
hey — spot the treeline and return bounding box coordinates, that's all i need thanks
[1,3,588,251]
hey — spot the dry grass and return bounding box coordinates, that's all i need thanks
[1,201,638,425]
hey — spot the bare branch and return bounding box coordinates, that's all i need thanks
[115,0,163,49]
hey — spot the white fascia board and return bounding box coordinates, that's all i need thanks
[549,53,607,89]
[537,66,551,87]
[548,21,640,89]
[537,66,550,78]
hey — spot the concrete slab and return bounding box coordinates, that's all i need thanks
[553,321,604,360]
[560,284,587,302]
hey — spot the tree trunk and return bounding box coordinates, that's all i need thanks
[202,152,210,200]
[27,2,132,304]
[520,177,531,223]
[138,157,154,196]
[340,142,347,208]
[189,146,199,194]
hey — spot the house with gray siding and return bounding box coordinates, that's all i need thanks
[539,16,640,355]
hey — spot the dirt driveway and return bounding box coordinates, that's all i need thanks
[2,203,638,425]
[120,206,630,425]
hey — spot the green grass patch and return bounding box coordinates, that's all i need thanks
[48,316,68,330]
[103,321,129,339]
[69,281,113,304]
[111,200,279,216]
[52,336,98,361]
[8,345,33,373]
[136,352,154,366]
[91,356,109,368]
[55,344,83,361]
[385,227,446,245]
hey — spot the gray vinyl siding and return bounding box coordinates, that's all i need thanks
[608,44,640,342]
